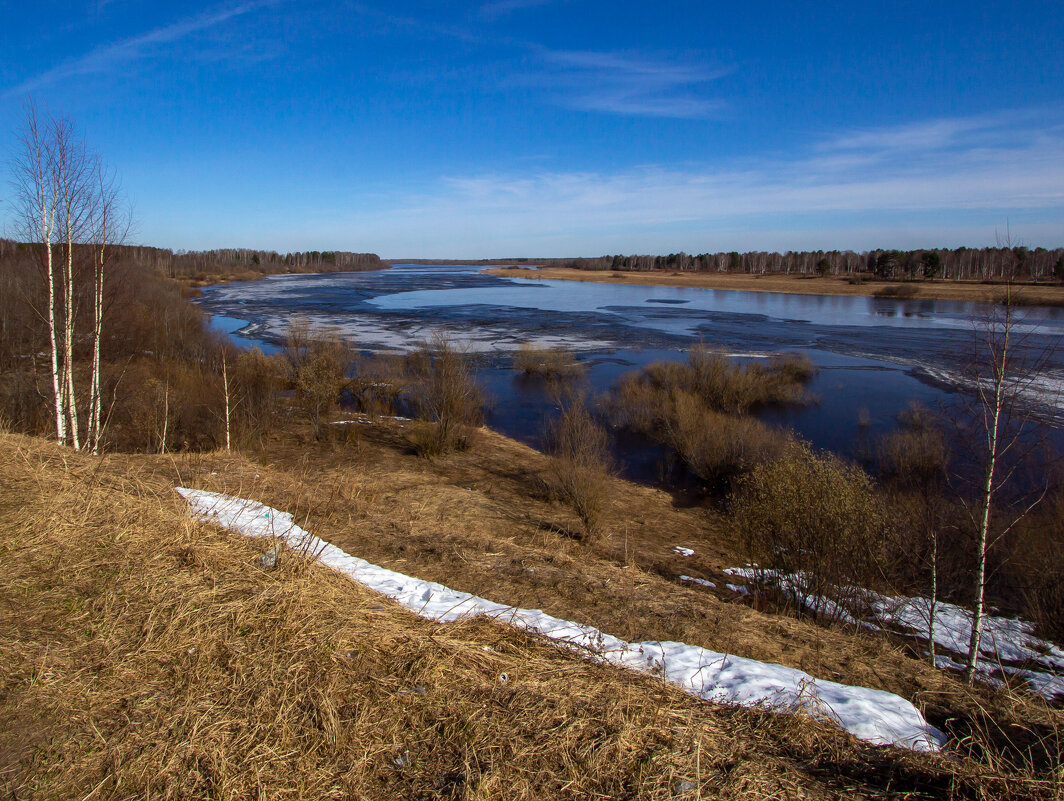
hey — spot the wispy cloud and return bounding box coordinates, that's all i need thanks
[522,49,731,118]
[7,0,274,96]
[477,0,554,21]
[336,111,1064,254]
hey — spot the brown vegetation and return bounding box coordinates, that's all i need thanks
[485,267,1064,305]
[733,441,893,624]
[512,343,586,379]
[408,335,485,457]
[608,345,812,494]
[542,401,614,540]
[3,429,1063,798]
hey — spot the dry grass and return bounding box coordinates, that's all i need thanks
[483,267,1064,305]
[1,432,1062,799]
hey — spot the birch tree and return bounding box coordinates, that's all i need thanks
[10,104,129,452]
[959,284,1055,683]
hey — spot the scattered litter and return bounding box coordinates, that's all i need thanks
[398,685,426,695]
[393,752,413,769]
[177,488,946,751]
[680,575,715,589]
[672,546,695,557]
[498,673,509,685]
[257,544,281,570]
[673,779,697,798]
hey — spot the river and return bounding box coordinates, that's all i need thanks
[197,263,1064,481]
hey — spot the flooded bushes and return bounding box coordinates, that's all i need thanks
[733,442,892,623]
[409,336,484,457]
[512,344,586,380]
[608,344,813,494]
[543,401,614,540]
[664,394,789,491]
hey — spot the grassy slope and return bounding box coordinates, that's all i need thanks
[483,267,1064,305]
[0,429,1060,799]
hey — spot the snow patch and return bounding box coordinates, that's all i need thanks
[680,575,716,589]
[728,566,1064,699]
[672,546,695,557]
[177,487,945,752]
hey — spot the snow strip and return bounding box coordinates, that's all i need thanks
[725,566,1064,699]
[672,546,695,557]
[176,487,945,752]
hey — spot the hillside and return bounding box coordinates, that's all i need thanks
[2,429,1061,799]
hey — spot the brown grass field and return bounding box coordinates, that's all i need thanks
[2,425,1062,799]
[484,267,1064,305]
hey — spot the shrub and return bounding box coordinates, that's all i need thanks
[285,323,354,440]
[633,344,816,416]
[877,403,949,488]
[543,402,613,540]
[230,348,286,446]
[512,343,586,380]
[664,392,790,493]
[1005,496,1064,642]
[409,334,484,457]
[732,442,891,623]
[350,354,408,417]
[873,284,919,299]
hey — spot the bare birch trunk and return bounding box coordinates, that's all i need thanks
[965,297,1011,683]
[222,350,231,451]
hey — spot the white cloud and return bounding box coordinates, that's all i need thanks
[478,0,554,20]
[521,48,732,119]
[326,111,1064,256]
[7,0,275,96]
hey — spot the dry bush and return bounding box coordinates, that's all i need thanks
[874,284,919,299]
[665,392,791,492]
[351,354,408,416]
[284,322,354,439]
[610,344,815,433]
[733,442,892,623]
[543,402,613,540]
[512,343,586,379]
[877,402,950,488]
[409,335,484,457]
[108,358,225,452]
[229,347,287,447]
[686,345,815,413]
[1006,496,1064,642]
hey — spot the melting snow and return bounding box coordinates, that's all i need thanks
[680,575,716,589]
[726,566,1064,699]
[177,487,945,752]
[672,546,695,557]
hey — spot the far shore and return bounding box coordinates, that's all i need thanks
[483,266,1064,306]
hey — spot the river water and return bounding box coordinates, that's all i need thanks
[198,264,1064,480]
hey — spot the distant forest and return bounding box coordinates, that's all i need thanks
[547,247,1064,282]
[0,240,385,282]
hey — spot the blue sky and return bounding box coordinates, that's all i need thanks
[2,0,1062,257]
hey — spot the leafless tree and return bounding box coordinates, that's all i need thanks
[9,102,130,451]
[957,281,1057,683]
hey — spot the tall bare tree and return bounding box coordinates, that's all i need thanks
[958,282,1056,683]
[9,103,129,451]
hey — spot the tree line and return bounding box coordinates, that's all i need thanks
[550,246,1064,282]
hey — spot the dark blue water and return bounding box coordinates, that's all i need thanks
[200,264,1064,485]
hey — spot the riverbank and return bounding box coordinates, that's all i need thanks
[484,267,1064,305]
